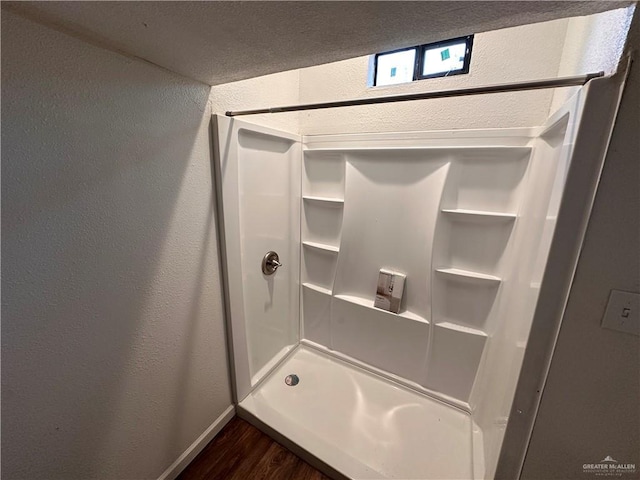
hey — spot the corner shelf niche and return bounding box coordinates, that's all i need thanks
[432,267,501,334]
[435,267,502,286]
[441,208,516,223]
[302,283,333,347]
[424,147,530,402]
[301,152,345,252]
[424,322,487,402]
[303,241,340,253]
[443,149,530,214]
[303,195,344,205]
[302,151,345,350]
[303,151,345,199]
[302,282,332,296]
[436,321,487,338]
[302,237,339,292]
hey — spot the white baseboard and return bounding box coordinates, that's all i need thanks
[157,404,236,480]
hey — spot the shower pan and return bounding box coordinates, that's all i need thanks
[212,71,626,479]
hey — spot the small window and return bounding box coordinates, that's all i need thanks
[374,48,417,86]
[373,35,473,87]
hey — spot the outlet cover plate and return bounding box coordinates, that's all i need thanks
[602,289,639,336]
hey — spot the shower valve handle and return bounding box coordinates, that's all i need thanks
[262,251,282,275]
[270,259,282,268]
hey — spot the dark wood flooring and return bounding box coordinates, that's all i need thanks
[178,416,331,480]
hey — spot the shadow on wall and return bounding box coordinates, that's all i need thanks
[1,10,217,479]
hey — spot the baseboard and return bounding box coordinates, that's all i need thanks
[157,404,236,480]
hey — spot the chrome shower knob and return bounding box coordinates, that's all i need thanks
[262,251,282,275]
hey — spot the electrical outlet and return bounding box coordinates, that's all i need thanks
[601,290,639,336]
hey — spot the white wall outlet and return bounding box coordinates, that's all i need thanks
[601,289,640,336]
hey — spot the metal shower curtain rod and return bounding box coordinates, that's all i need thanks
[225,72,603,117]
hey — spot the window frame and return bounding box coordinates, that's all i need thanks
[373,35,474,86]
[416,35,474,80]
[372,45,420,87]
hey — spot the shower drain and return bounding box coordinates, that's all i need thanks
[284,374,299,386]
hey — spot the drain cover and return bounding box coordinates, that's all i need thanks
[284,374,299,386]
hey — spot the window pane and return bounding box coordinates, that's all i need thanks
[422,41,468,77]
[375,49,416,86]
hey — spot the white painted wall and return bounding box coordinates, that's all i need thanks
[297,19,570,135]
[549,6,635,113]
[208,7,635,136]
[521,9,640,479]
[212,7,633,136]
[209,70,300,133]
[1,10,232,480]
[209,18,574,135]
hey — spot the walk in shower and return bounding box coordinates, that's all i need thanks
[213,70,626,479]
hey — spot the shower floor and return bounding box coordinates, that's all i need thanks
[239,346,479,479]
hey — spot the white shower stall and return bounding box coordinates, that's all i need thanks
[213,69,626,479]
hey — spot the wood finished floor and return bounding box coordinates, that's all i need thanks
[178,416,331,480]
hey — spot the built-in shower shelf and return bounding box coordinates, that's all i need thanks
[302,241,340,253]
[435,268,502,285]
[334,294,429,324]
[302,282,332,296]
[437,321,487,337]
[303,195,344,205]
[441,208,516,222]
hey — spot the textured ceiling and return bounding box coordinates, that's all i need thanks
[4,1,633,86]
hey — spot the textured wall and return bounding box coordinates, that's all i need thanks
[209,70,300,133]
[521,9,640,479]
[549,6,635,113]
[1,10,231,480]
[297,19,569,134]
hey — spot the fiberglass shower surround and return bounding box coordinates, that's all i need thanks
[213,72,625,479]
